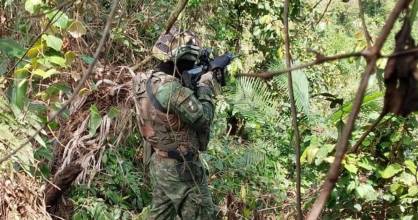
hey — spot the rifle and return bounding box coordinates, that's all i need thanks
[181,49,234,91]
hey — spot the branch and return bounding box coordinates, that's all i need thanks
[283,0,302,219]
[349,113,390,153]
[306,1,412,219]
[0,0,119,165]
[316,0,332,25]
[165,0,189,33]
[358,0,373,47]
[237,51,364,79]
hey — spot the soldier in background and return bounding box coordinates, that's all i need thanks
[133,27,219,220]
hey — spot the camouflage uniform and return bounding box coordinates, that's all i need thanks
[133,69,217,220]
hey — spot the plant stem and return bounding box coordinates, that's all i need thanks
[283,0,302,219]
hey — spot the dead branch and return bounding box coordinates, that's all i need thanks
[283,0,302,219]
[306,1,412,219]
[130,56,153,71]
[0,0,119,165]
[358,0,373,47]
[165,0,189,33]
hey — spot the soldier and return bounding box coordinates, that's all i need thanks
[133,28,219,220]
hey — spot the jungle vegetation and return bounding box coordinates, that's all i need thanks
[1,0,418,219]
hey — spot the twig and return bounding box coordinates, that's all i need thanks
[306,1,412,219]
[316,0,332,25]
[165,0,189,33]
[0,0,119,165]
[349,113,391,153]
[358,0,373,47]
[283,1,302,219]
[130,56,153,71]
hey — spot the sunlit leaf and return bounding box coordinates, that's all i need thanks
[380,163,403,179]
[42,34,63,51]
[356,184,378,201]
[47,10,70,29]
[25,0,43,14]
[404,160,417,174]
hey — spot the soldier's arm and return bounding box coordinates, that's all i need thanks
[155,79,215,128]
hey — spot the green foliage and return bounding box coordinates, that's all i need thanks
[71,141,150,220]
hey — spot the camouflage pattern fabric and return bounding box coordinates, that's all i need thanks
[149,154,216,220]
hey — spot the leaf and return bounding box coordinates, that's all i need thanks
[47,56,66,67]
[27,41,44,58]
[380,163,403,179]
[32,68,58,79]
[81,55,95,64]
[107,106,120,119]
[407,185,418,197]
[300,145,319,164]
[389,183,404,195]
[67,20,87,38]
[88,105,102,136]
[0,38,25,58]
[356,183,378,201]
[42,34,63,51]
[11,68,30,109]
[25,0,43,14]
[404,160,417,174]
[65,51,77,65]
[47,10,70,29]
[344,163,358,174]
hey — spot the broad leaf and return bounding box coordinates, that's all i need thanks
[47,10,70,29]
[404,160,417,174]
[356,184,378,201]
[42,34,63,51]
[380,163,403,179]
[0,39,25,58]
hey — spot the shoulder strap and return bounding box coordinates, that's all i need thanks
[146,73,167,112]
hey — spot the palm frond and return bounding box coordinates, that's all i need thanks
[270,60,311,115]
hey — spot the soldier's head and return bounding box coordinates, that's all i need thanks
[152,27,202,73]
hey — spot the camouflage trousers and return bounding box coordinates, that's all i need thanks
[149,153,216,220]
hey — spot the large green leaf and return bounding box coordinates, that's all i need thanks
[42,34,63,51]
[0,39,25,58]
[47,10,70,29]
[380,163,403,179]
[356,183,378,201]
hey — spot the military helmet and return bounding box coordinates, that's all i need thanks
[152,27,202,63]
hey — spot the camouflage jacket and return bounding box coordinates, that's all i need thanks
[133,70,215,154]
